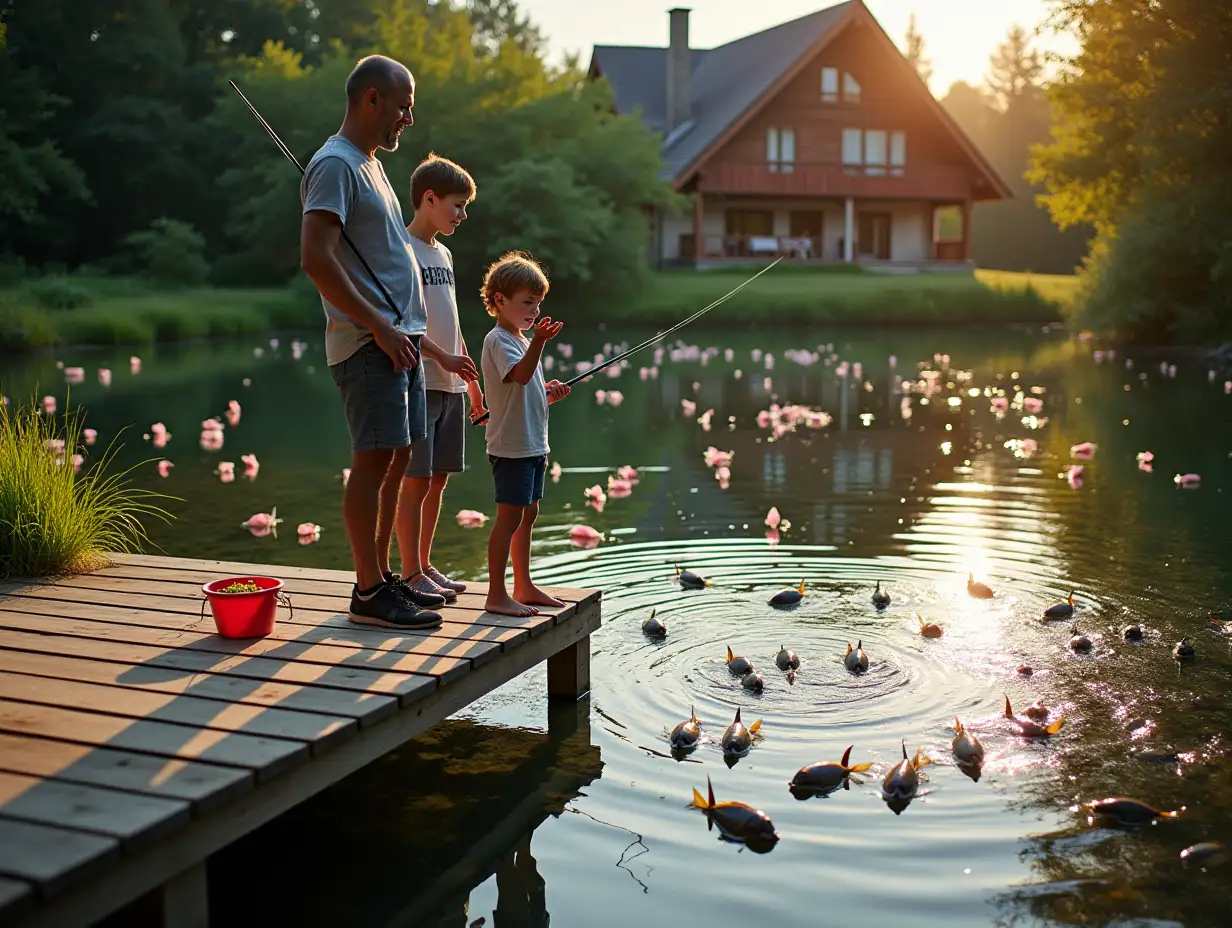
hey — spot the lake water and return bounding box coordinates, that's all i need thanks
[6,324,1232,928]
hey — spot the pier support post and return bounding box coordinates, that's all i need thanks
[546,636,590,701]
[123,861,208,928]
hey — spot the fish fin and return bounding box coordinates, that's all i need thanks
[1045,714,1065,735]
[726,645,734,661]
[649,608,656,619]
[901,740,908,760]
[917,614,925,628]
[690,786,708,809]
[1004,694,1013,718]
[1068,591,1075,605]
[707,775,716,812]
[848,762,873,773]
[797,579,806,594]
[749,719,762,734]
[845,643,853,656]
[734,707,742,724]
[674,564,681,576]
[857,639,863,650]
[690,704,699,724]
[914,749,935,769]
[840,745,853,768]
[953,716,963,734]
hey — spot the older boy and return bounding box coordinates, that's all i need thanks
[479,252,571,617]
[393,154,485,602]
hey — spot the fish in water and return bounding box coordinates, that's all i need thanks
[951,717,985,766]
[1022,700,1050,722]
[1122,624,1144,641]
[669,706,702,750]
[690,775,779,853]
[790,746,873,795]
[1017,664,1033,676]
[720,707,762,757]
[726,646,754,676]
[882,740,933,801]
[1004,695,1064,737]
[1068,627,1093,653]
[917,614,943,638]
[641,609,667,638]
[1044,591,1075,619]
[675,564,709,589]
[769,580,806,607]
[967,572,995,599]
[1180,842,1226,867]
[775,645,801,671]
[872,581,890,609]
[1084,797,1182,826]
[1173,636,1196,660]
[843,640,869,673]
[741,671,765,693]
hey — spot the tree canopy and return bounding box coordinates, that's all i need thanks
[0,0,677,302]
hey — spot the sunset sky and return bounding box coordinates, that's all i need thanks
[519,0,1076,95]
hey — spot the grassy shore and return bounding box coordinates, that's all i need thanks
[0,268,1078,351]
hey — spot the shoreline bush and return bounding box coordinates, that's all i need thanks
[0,396,177,578]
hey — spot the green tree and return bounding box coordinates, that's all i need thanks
[1030,0,1232,341]
[985,24,1043,112]
[904,13,932,89]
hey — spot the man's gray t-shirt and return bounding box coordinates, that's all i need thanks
[300,135,426,366]
[482,326,549,458]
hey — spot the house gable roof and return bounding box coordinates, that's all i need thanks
[589,1,1010,200]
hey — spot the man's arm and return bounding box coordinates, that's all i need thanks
[301,212,392,334]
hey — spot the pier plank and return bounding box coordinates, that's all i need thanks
[0,771,189,848]
[0,878,32,922]
[0,819,119,897]
[0,625,432,708]
[0,673,356,752]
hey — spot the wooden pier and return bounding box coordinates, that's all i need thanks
[0,553,601,928]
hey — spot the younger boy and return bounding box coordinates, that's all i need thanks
[480,252,571,617]
[393,154,487,603]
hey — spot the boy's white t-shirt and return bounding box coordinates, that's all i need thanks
[408,236,465,393]
[482,326,549,458]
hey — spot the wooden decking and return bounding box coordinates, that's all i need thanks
[0,554,601,928]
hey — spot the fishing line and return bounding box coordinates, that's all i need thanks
[472,256,782,425]
[228,80,408,329]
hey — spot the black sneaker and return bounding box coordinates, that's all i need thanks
[384,570,447,609]
[349,582,442,630]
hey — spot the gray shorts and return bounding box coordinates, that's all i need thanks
[329,338,427,452]
[406,390,465,477]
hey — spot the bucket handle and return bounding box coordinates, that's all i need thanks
[196,590,294,626]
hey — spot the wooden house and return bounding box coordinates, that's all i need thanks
[587,2,1010,268]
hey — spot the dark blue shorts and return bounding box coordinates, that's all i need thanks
[490,454,547,507]
[329,338,426,452]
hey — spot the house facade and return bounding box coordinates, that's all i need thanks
[588,2,1010,269]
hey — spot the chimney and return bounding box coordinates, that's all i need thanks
[666,8,692,133]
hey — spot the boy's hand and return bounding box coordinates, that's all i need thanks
[468,398,487,424]
[530,316,564,343]
[439,352,479,382]
[546,379,571,405]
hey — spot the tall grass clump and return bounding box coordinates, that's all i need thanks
[0,396,177,578]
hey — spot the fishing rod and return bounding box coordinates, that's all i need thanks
[472,257,782,425]
[228,80,411,336]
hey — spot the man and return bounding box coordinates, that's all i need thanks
[300,55,478,629]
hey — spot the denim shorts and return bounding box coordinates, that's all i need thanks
[490,454,547,507]
[329,338,426,452]
[406,390,465,478]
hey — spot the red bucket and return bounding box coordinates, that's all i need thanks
[201,576,290,639]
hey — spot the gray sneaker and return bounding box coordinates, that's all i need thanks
[349,583,442,630]
[424,565,466,594]
[405,571,456,603]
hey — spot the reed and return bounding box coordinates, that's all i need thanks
[0,395,177,578]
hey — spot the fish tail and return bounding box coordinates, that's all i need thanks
[1045,714,1065,735]
[845,642,853,656]
[690,786,709,810]
[797,579,806,594]
[849,762,873,773]
[749,719,762,734]
[840,745,853,768]
[954,716,964,734]
[726,645,734,661]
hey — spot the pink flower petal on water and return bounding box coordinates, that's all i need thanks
[765,506,782,529]
[41,396,56,414]
[157,460,174,477]
[83,428,98,446]
[97,368,112,386]
[129,356,141,373]
[456,509,488,527]
[341,468,351,486]
[1070,442,1097,459]
[1136,451,1154,464]
[1173,473,1201,488]
[569,525,602,548]
[616,465,638,481]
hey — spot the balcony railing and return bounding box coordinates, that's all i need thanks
[698,162,973,200]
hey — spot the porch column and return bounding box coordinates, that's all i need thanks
[843,197,855,263]
[960,199,972,261]
[693,189,704,263]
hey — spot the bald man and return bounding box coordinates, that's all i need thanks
[300,54,477,630]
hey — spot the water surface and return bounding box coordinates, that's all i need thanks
[6,324,1232,927]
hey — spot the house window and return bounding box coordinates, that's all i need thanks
[821,67,839,103]
[843,72,861,104]
[890,131,907,176]
[842,128,863,170]
[864,130,887,176]
[766,127,796,173]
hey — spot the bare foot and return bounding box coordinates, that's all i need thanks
[513,584,565,608]
[485,592,539,617]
